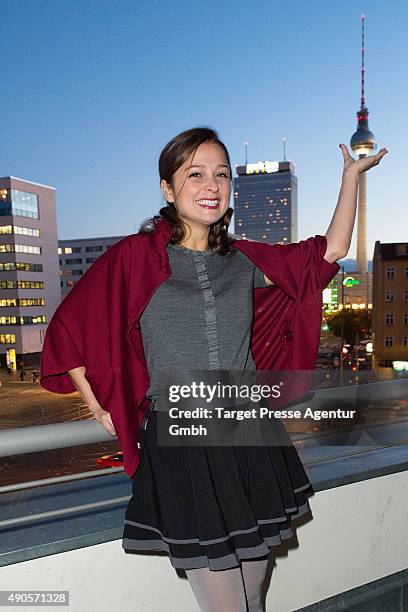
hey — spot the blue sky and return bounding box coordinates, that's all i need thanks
[0,0,406,260]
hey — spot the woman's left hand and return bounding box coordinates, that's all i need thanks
[339,143,388,176]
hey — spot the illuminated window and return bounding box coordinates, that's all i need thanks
[19,298,45,307]
[0,315,46,324]
[0,334,15,344]
[0,189,39,219]
[0,298,45,307]
[0,261,42,272]
[0,281,15,289]
[16,244,41,254]
[13,226,40,237]
[0,299,17,307]
[0,244,41,254]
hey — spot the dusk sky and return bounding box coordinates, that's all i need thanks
[1,0,406,261]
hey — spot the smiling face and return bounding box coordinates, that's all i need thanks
[160,141,232,233]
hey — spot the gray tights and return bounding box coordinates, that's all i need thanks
[186,557,269,611]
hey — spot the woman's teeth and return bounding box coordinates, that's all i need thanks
[197,199,220,208]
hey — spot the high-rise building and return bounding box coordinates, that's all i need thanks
[233,160,297,244]
[59,236,125,297]
[0,176,60,369]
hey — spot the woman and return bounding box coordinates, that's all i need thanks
[40,127,387,611]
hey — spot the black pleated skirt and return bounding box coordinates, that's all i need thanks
[122,399,315,571]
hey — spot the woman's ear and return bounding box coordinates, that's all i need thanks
[160,179,174,204]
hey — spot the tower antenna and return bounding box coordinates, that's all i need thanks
[283,137,286,162]
[361,14,366,109]
[244,142,248,166]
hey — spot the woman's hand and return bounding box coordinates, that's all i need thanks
[91,405,117,437]
[339,143,388,176]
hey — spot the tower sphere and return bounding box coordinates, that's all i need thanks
[350,126,376,154]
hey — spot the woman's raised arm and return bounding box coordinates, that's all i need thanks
[324,144,388,263]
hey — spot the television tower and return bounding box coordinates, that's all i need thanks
[350,15,377,273]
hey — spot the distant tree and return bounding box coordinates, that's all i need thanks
[326,308,371,349]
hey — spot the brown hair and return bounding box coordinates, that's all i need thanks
[138,127,236,256]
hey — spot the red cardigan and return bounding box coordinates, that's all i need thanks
[40,217,340,478]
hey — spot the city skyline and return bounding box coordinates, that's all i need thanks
[0,0,405,261]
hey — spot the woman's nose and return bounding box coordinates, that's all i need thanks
[205,177,219,191]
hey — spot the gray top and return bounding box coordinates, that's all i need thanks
[140,242,268,400]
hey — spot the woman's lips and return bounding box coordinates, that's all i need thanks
[196,199,220,209]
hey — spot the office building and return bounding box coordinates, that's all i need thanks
[59,236,125,297]
[233,160,298,244]
[0,177,60,369]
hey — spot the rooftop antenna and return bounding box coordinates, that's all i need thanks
[283,137,286,162]
[244,141,248,166]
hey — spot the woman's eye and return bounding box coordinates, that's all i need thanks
[189,172,230,178]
